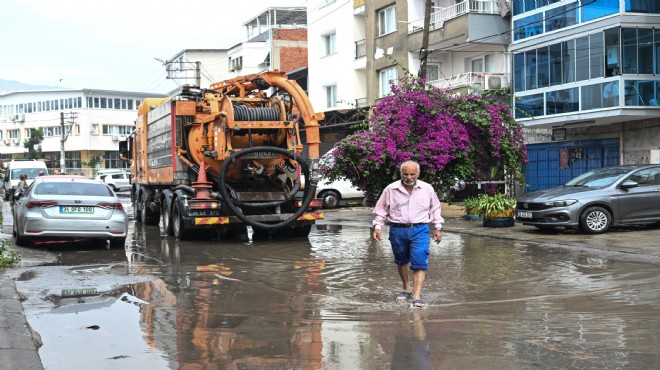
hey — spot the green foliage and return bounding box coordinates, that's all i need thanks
[82,156,102,169]
[0,239,21,268]
[24,128,44,160]
[475,193,517,217]
[463,196,480,213]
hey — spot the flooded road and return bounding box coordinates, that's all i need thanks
[7,207,660,369]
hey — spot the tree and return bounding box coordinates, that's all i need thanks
[323,74,528,205]
[24,128,44,160]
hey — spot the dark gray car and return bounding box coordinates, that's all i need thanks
[515,164,660,233]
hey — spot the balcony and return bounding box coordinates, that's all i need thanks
[354,0,365,14]
[409,0,501,34]
[429,72,510,92]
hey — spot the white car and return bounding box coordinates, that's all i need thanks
[95,172,131,191]
[315,177,365,209]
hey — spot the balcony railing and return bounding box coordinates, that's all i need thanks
[409,0,501,34]
[355,39,366,59]
[428,72,510,91]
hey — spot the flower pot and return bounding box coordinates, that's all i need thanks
[483,216,515,228]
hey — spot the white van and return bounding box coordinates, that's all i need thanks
[2,159,49,200]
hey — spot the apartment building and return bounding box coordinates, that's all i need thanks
[307,0,368,154]
[365,0,511,103]
[0,89,164,175]
[511,0,660,191]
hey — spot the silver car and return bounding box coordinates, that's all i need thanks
[515,164,660,234]
[12,176,128,247]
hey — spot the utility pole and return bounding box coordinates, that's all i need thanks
[59,111,77,173]
[419,0,433,79]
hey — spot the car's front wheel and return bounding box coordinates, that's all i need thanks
[319,190,341,209]
[580,206,611,234]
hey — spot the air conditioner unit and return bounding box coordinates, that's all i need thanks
[484,75,508,90]
[112,135,120,141]
[12,139,20,145]
[16,113,25,122]
[3,139,9,145]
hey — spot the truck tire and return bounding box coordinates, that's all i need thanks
[140,191,160,226]
[172,198,193,240]
[161,196,174,236]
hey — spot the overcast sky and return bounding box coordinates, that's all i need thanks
[1,0,303,94]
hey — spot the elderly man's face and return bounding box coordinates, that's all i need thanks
[401,164,419,186]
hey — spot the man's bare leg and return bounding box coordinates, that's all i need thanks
[412,269,426,301]
[397,264,411,293]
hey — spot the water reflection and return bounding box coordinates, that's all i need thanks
[389,311,431,370]
[18,217,660,369]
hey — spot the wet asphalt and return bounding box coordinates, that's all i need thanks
[2,200,660,369]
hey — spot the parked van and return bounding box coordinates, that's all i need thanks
[2,159,49,200]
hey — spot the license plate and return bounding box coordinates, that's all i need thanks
[61,288,97,297]
[60,206,94,214]
[517,211,533,218]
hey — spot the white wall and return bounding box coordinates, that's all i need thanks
[308,0,365,112]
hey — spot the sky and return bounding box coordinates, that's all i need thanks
[1,0,304,94]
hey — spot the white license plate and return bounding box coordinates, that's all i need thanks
[517,211,533,218]
[60,206,94,214]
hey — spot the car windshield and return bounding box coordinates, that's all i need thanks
[34,182,113,196]
[564,167,634,187]
[11,168,45,180]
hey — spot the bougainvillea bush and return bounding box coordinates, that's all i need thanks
[323,75,527,205]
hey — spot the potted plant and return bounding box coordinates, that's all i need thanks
[475,192,516,227]
[463,196,482,220]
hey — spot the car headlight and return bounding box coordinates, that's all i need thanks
[543,200,578,207]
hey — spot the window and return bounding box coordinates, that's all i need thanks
[324,32,337,56]
[91,124,99,135]
[105,151,129,169]
[103,125,133,135]
[379,66,398,97]
[378,5,396,36]
[425,64,441,81]
[8,129,19,139]
[325,85,337,108]
[65,151,81,170]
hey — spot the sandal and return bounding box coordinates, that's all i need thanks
[412,299,425,308]
[396,291,412,301]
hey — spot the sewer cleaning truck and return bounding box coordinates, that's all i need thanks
[120,71,325,240]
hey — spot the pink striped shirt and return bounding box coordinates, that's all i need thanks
[372,179,444,230]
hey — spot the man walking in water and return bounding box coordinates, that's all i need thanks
[372,160,444,308]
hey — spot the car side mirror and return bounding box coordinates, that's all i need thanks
[13,191,23,200]
[620,180,638,189]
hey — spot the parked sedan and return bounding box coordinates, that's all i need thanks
[515,164,660,234]
[12,176,128,247]
[95,172,131,191]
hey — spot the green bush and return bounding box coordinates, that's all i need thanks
[0,239,21,268]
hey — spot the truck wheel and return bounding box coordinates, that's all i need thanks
[161,198,174,236]
[172,199,193,240]
[319,190,341,209]
[140,192,160,226]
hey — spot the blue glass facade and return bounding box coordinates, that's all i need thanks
[513,26,660,119]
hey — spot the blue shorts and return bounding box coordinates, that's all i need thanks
[388,224,430,270]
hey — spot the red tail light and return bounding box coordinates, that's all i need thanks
[98,203,124,210]
[26,201,58,208]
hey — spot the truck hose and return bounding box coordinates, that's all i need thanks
[233,105,279,121]
[218,146,317,230]
[175,185,195,196]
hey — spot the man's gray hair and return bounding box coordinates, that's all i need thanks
[400,160,420,174]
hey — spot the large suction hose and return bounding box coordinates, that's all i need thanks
[218,146,317,230]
